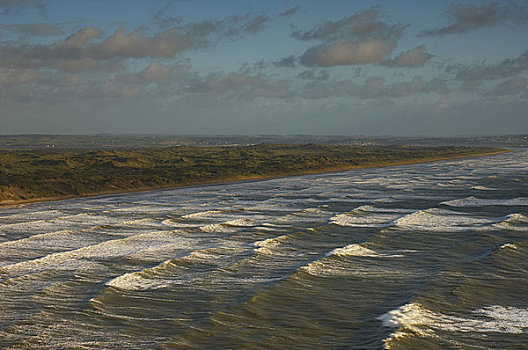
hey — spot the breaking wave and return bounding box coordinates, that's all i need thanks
[441,196,528,207]
[379,303,528,348]
[392,208,497,232]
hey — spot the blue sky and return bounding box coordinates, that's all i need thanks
[1,0,527,136]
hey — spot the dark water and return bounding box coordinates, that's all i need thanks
[1,150,527,349]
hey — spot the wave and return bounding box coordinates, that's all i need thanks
[441,196,528,207]
[501,243,518,250]
[120,218,161,227]
[392,208,496,232]
[200,218,256,233]
[472,185,497,191]
[300,244,411,278]
[180,210,223,219]
[160,218,199,229]
[300,259,415,278]
[502,213,528,223]
[331,205,412,228]
[106,246,247,291]
[273,207,331,225]
[0,214,122,235]
[491,213,528,232]
[379,303,528,348]
[105,259,177,291]
[0,209,64,222]
[0,230,190,278]
[106,205,174,213]
[0,229,74,248]
[253,235,291,255]
[328,244,404,258]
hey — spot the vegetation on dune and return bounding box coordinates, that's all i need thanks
[0,144,506,204]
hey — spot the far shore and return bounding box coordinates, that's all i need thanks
[0,148,509,208]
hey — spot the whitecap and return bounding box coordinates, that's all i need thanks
[441,196,528,207]
[329,244,380,257]
[253,235,291,254]
[492,213,528,232]
[327,244,404,258]
[472,186,497,191]
[392,208,495,232]
[180,210,223,219]
[300,257,415,278]
[106,246,246,291]
[379,303,528,348]
[106,271,171,291]
[200,219,254,233]
[0,230,191,277]
[331,206,411,228]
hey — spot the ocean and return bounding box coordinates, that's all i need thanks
[1,150,527,349]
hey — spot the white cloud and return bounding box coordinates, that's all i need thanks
[128,62,171,84]
[300,39,396,67]
[383,45,433,68]
[96,28,194,59]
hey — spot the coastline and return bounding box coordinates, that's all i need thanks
[0,149,510,208]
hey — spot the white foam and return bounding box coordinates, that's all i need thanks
[199,223,232,233]
[160,218,199,228]
[273,207,330,224]
[0,207,63,216]
[223,218,255,227]
[300,260,350,277]
[200,219,254,233]
[122,218,159,226]
[0,214,123,235]
[379,303,528,346]
[108,205,174,213]
[106,246,247,291]
[106,259,176,291]
[180,210,223,219]
[254,236,286,249]
[353,177,393,185]
[330,244,379,257]
[472,186,497,191]
[442,196,528,207]
[0,230,191,277]
[0,229,75,248]
[328,244,404,258]
[330,207,409,228]
[393,208,494,232]
[492,213,528,232]
[253,234,294,255]
[300,258,415,278]
[504,213,528,223]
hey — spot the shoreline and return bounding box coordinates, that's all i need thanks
[0,149,510,208]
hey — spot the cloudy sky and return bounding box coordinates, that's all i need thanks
[1,0,527,136]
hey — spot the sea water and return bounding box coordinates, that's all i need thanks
[0,150,527,349]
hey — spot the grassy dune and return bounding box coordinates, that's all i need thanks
[0,144,507,205]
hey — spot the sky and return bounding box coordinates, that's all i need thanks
[1,0,527,136]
